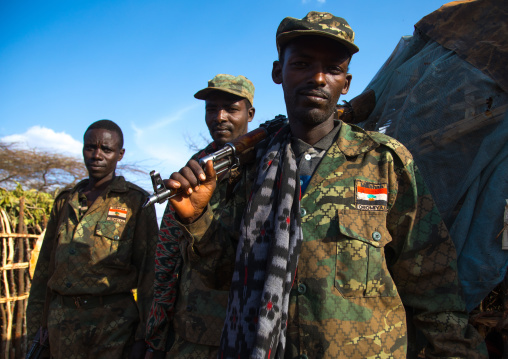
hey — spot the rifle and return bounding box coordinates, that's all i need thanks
[26,327,49,359]
[142,115,288,208]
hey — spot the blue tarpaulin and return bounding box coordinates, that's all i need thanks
[359,29,508,311]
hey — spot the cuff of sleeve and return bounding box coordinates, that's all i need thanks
[179,204,213,245]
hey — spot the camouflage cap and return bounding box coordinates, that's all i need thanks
[194,74,255,105]
[276,11,359,55]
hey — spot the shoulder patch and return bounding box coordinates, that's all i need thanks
[355,179,388,211]
[107,207,128,223]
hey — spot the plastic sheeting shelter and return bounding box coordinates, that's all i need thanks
[358,0,508,311]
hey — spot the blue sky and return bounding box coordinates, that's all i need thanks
[0,0,447,215]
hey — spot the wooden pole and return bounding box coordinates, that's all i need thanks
[0,213,5,358]
[2,237,12,359]
[1,209,14,359]
[15,197,26,357]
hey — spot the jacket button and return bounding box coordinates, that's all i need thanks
[186,305,193,312]
[372,231,382,241]
[297,283,307,295]
[300,208,306,217]
[69,248,76,255]
[114,235,120,240]
[66,282,72,288]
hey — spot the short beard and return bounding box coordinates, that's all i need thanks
[287,101,337,127]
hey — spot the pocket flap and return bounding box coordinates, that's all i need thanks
[337,210,391,247]
[95,220,125,240]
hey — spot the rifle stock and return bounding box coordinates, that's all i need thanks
[142,115,287,208]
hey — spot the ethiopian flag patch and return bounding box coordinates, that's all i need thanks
[107,207,128,223]
[355,180,388,211]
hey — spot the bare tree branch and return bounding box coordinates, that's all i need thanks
[0,141,147,192]
[183,132,210,153]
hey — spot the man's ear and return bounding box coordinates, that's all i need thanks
[341,74,353,95]
[118,148,125,162]
[248,107,255,122]
[272,61,283,85]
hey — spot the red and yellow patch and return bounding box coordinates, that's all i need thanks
[107,207,127,223]
[355,180,388,211]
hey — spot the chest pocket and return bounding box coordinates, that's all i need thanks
[94,220,129,267]
[334,210,397,298]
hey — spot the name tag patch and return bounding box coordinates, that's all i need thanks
[355,180,387,211]
[107,207,128,223]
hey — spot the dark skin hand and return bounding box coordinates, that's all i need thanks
[164,159,217,224]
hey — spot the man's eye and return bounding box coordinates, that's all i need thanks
[329,66,343,74]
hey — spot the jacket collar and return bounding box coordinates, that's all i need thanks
[336,121,379,156]
[74,175,129,194]
[68,176,129,219]
[300,121,379,201]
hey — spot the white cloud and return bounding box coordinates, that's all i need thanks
[131,103,202,170]
[130,103,206,222]
[1,126,82,157]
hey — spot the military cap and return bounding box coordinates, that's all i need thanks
[276,11,359,55]
[194,74,255,105]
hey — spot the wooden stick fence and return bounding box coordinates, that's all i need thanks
[1,198,44,359]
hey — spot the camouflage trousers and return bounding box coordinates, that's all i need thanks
[47,293,139,359]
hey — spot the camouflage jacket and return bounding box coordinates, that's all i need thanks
[26,176,159,341]
[146,142,241,354]
[179,122,486,359]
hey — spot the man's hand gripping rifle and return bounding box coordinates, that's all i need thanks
[142,115,287,208]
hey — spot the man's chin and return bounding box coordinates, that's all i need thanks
[212,137,229,147]
[294,107,334,125]
[87,170,114,182]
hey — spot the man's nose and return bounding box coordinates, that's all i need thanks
[92,148,102,159]
[310,67,326,86]
[216,109,227,122]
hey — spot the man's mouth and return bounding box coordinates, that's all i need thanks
[213,127,232,135]
[299,89,329,101]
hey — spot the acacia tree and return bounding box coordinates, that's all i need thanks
[0,141,146,192]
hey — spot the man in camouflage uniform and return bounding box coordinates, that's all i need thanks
[27,119,159,359]
[163,12,488,359]
[145,74,255,357]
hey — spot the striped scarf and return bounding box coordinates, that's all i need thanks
[219,125,303,359]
